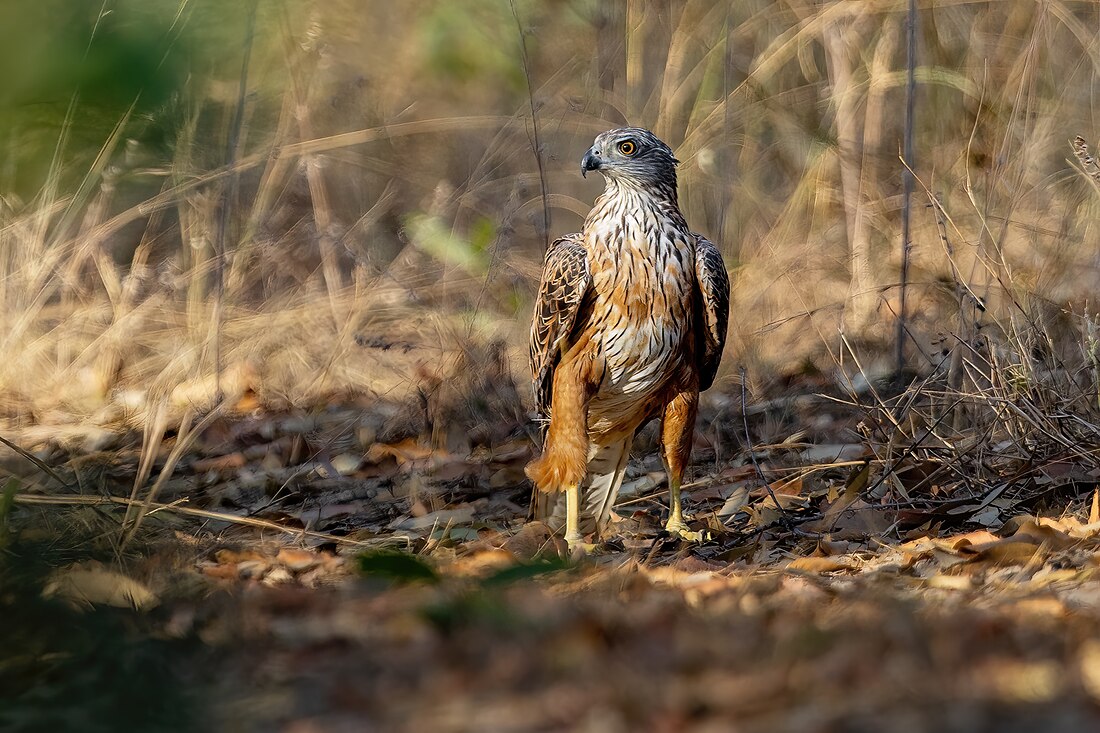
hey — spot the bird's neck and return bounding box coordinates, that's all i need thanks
[600,175,679,210]
[587,177,685,234]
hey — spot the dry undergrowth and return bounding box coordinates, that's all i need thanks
[3,2,1100,730]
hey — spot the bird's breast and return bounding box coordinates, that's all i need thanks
[582,213,695,427]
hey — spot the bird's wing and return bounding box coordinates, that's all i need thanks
[530,233,591,415]
[692,233,731,391]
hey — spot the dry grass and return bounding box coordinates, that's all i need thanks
[0,0,1097,456]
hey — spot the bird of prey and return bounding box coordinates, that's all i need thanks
[525,127,730,550]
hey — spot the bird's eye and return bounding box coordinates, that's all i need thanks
[618,140,636,156]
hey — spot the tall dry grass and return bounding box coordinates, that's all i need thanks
[0,0,1097,451]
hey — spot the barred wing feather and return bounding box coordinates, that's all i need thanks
[692,234,730,391]
[529,233,591,414]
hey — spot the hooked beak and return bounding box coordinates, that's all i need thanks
[581,148,601,178]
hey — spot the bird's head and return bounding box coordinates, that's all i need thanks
[581,127,679,196]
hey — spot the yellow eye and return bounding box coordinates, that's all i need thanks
[618,140,636,156]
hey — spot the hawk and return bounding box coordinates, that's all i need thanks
[525,127,730,550]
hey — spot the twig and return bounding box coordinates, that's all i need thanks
[14,493,398,549]
[740,366,787,523]
[509,0,550,247]
[0,434,70,488]
[121,406,228,549]
[895,0,917,372]
[213,0,259,400]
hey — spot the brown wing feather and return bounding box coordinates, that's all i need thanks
[529,233,591,415]
[693,233,730,391]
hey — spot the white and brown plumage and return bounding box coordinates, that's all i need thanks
[525,127,730,549]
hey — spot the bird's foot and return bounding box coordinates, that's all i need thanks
[565,533,596,556]
[665,519,708,543]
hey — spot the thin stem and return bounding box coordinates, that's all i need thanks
[510,0,550,248]
[896,0,917,373]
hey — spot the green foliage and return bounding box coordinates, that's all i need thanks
[405,213,491,274]
[0,0,278,199]
[479,555,570,588]
[418,0,525,93]
[357,549,440,584]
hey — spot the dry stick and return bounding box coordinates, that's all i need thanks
[739,366,787,525]
[0,434,70,488]
[895,0,917,373]
[121,407,225,549]
[122,398,171,529]
[510,0,550,249]
[13,493,394,549]
[928,192,975,429]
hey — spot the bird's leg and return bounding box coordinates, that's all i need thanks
[665,476,689,534]
[564,483,583,548]
[563,484,598,554]
[661,386,705,542]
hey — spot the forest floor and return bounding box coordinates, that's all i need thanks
[5,376,1100,733]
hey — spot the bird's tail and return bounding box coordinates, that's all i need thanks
[532,433,634,536]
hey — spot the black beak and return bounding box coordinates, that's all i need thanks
[581,148,601,178]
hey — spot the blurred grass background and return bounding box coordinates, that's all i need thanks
[0,0,1097,431]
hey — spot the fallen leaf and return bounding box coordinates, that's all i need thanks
[501,521,561,559]
[45,564,159,610]
[717,486,750,519]
[390,505,476,531]
[963,539,1041,567]
[787,556,855,573]
[192,453,247,472]
[277,548,320,571]
[215,548,267,564]
[770,476,803,496]
[447,548,516,577]
[1080,638,1100,701]
[1003,516,1077,550]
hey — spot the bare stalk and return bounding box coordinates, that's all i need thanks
[509,0,550,247]
[895,0,917,373]
[213,0,259,401]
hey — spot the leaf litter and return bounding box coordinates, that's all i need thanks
[5,385,1100,730]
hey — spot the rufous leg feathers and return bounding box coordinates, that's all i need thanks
[525,364,591,492]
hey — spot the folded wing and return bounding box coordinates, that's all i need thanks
[529,233,591,414]
[692,234,730,391]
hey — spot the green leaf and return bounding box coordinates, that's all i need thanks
[480,556,570,588]
[356,550,439,584]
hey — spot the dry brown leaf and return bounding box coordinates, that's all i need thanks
[277,548,321,571]
[1080,639,1100,702]
[447,548,516,577]
[939,530,1000,551]
[816,537,854,556]
[1004,517,1077,550]
[501,521,561,559]
[200,562,240,580]
[45,564,159,610]
[787,556,855,573]
[923,573,972,591]
[391,505,476,531]
[237,560,270,579]
[643,566,718,588]
[963,539,1042,567]
[215,548,267,564]
[366,438,435,464]
[192,453,248,472]
[770,476,803,496]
